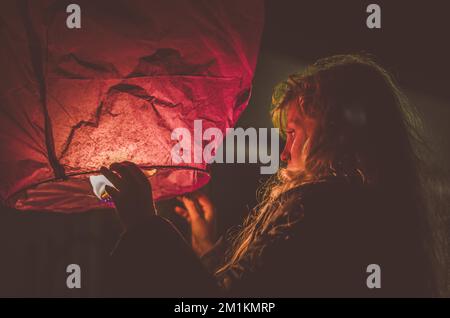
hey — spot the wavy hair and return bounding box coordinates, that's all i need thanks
[216,54,441,295]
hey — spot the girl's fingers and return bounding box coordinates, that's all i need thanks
[180,196,201,220]
[174,206,188,216]
[105,185,120,202]
[121,161,152,193]
[174,206,191,222]
[110,162,134,189]
[195,192,215,221]
[101,166,122,190]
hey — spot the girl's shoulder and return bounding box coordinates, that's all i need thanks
[280,174,367,205]
[274,174,373,227]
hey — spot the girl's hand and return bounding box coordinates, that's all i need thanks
[101,161,156,231]
[174,191,218,257]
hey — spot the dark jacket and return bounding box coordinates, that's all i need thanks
[108,176,429,297]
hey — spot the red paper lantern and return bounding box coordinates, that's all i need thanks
[0,0,263,212]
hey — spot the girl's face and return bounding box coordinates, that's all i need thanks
[280,101,315,172]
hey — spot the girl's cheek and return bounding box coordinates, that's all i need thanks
[282,137,293,159]
[287,137,295,152]
[291,136,299,152]
[283,141,290,155]
[294,130,305,150]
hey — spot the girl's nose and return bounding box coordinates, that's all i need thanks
[280,145,290,163]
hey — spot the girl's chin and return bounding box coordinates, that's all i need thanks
[279,166,304,181]
[285,166,304,173]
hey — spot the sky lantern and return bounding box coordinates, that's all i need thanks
[0,0,264,212]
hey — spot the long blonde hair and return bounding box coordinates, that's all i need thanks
[216,54,436,291]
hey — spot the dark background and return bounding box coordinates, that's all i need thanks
[0,0,448,297]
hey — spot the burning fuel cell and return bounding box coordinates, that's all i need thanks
[89,175,116,203]
[89,168,157,203]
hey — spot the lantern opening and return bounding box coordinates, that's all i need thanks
[7,166,210,213]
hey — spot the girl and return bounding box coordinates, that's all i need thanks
[103,54,436,297]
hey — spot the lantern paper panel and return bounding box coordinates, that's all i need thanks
[0,0,264,212]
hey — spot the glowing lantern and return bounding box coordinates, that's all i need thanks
[0,0,263,212]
